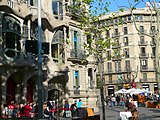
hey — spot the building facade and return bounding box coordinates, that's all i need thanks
[0,0,99,112]
[100,8,159,96]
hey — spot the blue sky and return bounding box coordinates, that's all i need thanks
[91,0,159,13]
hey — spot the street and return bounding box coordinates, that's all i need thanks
[98,106,160,120]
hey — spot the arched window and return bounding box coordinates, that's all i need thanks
[2,14,21,60]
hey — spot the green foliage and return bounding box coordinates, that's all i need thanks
[68,0,119,62]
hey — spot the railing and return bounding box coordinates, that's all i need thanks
[70,49,87,59]
[140,66,156,72]
[112,32,120,37]
[139,53,149,58]
[8,0,15,8]
[138,41,148,46]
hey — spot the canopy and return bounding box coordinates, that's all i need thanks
[115,88,128,94]
[127,88,152,95]
[115,88,153,95]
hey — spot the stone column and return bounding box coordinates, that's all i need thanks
[0,75,7,111]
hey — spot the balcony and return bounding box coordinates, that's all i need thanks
[150,40,156,46]
[112,32,120,37]
[151,53,155,58]
[149,30,156,35]
[138,30,147,35]
[140,66,156,72]
[112,43,121,49]
[139,53,149,58]
[138,41,148,46]
[112,55,122,61]
[67,49,88,64]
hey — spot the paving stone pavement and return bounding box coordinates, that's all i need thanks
[98,106,160,120]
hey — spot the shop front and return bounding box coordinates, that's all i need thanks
[108,86,114,96]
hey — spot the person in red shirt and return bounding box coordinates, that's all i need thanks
[8,101,15,118]
[23,102,32,117]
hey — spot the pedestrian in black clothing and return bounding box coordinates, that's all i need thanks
[116,95,120,106]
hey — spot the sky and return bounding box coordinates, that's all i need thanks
[91,0,160,13]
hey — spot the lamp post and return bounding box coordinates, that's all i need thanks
[38,0,43,118]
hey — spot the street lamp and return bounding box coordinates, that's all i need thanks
[38,0,43,118]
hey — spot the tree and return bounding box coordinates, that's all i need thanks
[69,0,115,120]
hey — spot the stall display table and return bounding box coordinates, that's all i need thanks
[146,101,159,108]
[120,112,132,120]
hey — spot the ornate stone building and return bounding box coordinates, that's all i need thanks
[0,0,99,112]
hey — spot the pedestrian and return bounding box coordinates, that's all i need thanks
[111,95,116,107]
[63,100,70,117]
[116,95,120,106]
[121,95,125,108]
[77,99,82,108]
[106,96,109,107]
[70,101,78,117]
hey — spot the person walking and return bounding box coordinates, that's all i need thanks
[111,95,116,107]
[63,100,70,117]
[116,95,120,106]
[77,99,82,108]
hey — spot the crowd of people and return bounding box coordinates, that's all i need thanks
[105,93,159,120]
[1,101,38,118]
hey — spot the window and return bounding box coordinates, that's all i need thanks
[139,26,144,33]
[73,70,80,89]
[28,0,37,6]
[106,30,110,37]
[124,37,129,46]
[2,15,21,59]
[140,36,145,43]
[128,16,131,21]
[115,28,118,35]
[52,0,63,17]
[88,68,93,88]
[51,30,64,63]
[143,73,147,81]
[109,75,112,83]
[135,15,143,20]
[87,34,91,48]
[71,30,81,58]
[141,47,146,54]
[123,16,127,22]
[124,48,129,58]
[141,60,147,67]
[107,62,112,72]
[152,47,156,56]
[124,27,128,34]
[115,61,121,72]
[125,60,130,70]
[107,51,111,60]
